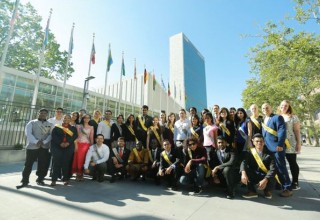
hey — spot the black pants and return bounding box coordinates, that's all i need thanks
[104,139,112,149]
[160,169,178,187]
[89,163,107,181]
[286,153,299,183]
[51,147,74,182]
[246,169,275,192]
[216,167,237,194]
[108,161,127,177]
[21,148,50,184]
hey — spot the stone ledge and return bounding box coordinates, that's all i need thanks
[0,149,25,163]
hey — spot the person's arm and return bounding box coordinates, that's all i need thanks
[89,126,94,145]
[293,116,301,153]
[25,121,38,144]
[146,128,151,150]
[97,122,103,135]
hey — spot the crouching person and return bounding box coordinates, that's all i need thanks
[159,140,181,190]
[240,133,276,199]
[84,134,110,182]
[126,141,149,181]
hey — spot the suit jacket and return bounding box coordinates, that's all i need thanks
[262,113,286,152]
[148,147,162,164]
[110,123,125,142]
[211,146,237,170]
[51,125,78,150]
[159,148,181,170]
[240,147,276,179]
[135,115,153,143]
[110,146,130,166]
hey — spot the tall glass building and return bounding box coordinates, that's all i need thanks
[169,33,207,111]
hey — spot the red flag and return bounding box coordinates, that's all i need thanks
[144,68,148,85]
[91,43,96,64]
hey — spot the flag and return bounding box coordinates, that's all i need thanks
[168,82,171,96]
[68,24,74,55]
[9,0,19,30]
[153,74,156,91]
[43,10,52,47]
[91,43,96,64]
[107,44,113,71]
[161,75,166,89]
[121,56,125,76]
[134,61,137,80]
[144,68,148,85]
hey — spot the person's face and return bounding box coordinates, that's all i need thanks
[63,115,71,124]
[217,139,226,150]
[94,111,101,119]
[179,111,186,119]
[105,111,112,120]
[153,117,159,125]
[118,139,125,147]
[83,115,90,123]
[192,117,198,125]
[38,111,48,120]
[190,108,195,115]
[205,115,212,124]
[213,106,219,114]
[160,113,166,121]
[71,113,78,121]
[280,101,289,114]
[117,116,123,124]
[253,137,264,150]
[163,141,171,151]
[169,114,175,122]
[79,110,85,116]
[129,115,134,122]
[250,105,258,115]
[188,141,197,151]
[229,110,236,117]
[237,111,244,120]
[220,110,227,119]
[142,108,148,116]
[262,104,272,116]
[96,136,104,145]
[55,109,63,117]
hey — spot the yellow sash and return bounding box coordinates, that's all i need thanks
[103,120,111,127]
[261,123,291,149]
[148,150,154,163]
[250,116,261,129]
[219,123,231,136]
[250,148,280,184]
[168,124,174,133]
[190,127,199,139]
[138,115,148,131]
[187,148,211,178]
[162,151,172,165]
[127,125,138,142]
[150,126,161,144]
[55,124,74,137]
[132,148,142,163]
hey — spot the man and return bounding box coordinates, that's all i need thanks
[48,107,64,126]
[16,108,53,189]
[135,105,153,147]
[261,103,292,197]
[97,110,114,148]
[174,109,190,148]
[180,137,207,194]
[146,139,162,185]
[84,134,110,182]
[211,136,238,199]
[109,137,130,183]
[189,107,197,120]
[126,141,149,181]
[50,114,78,186]
[212,105,220,125]
[240,133,276,199]
[159,140,181,190]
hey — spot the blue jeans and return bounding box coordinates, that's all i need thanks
[179,163,205,187]
[274,151,292,190]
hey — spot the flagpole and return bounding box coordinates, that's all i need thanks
[118,52,124,115]
[103,43,112,114]
[61,22,74,108]
[84,33,95,110]
[31,8,52,116]
[134,59,138,106]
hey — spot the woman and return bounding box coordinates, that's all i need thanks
[51,114,78,186]
[202,112,218,168]
[160,111,170,142]
[234,108,248,160]
[217,107,235,148]
[166,112,176,147]
[200,108,210,126]
[189,114,203,144]
[247,104,263,147]
[123,114,137,150]
[72,114,94,181]
[147,116,163,150]
[89,110,102,142]
[278,100,301,190]
[110,114,125,148]
[70,111,80,126]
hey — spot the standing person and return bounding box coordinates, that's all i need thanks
[180,137,207,193]
[217,107,235,148]
[174,109,191,149]
[84,134,110,182]
[247,104,263,147]
[78,109,86,124]
[241,134,276,199]
[70,111,80,126]
[89,110,102,142]
[135,105,153,147]
[188,114,203,143]
[72,114,94,181]
[166,112,176,147]
[229,107,237,122]
[48,107,64,126]
[261,103,293,197]
[212,105,220,125]
[146,116,163,150]
[200,108,210,126]
[202,112,218,168]
[189,107,198,120]
[160,111,170,142]
[50,115,78,186]
[234,108,248,161]
[110,114,125,148]
[123,114,137,150]
[97,110,114,148]
[16,108,53,189]
[278,100,301,190]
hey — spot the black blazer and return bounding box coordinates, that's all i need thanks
[111,123,125,142]
[135,115,153,133]
[123,124,137,142]
[159,148,181,170]
[51,125,78,149]
[211,147,237,169]
[218,120,235,146]
[148,147,162,165]
[110,146,131,166]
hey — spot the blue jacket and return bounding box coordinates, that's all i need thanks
[262,113,286,152]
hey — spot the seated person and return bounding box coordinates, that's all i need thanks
[84,134,110,182]
[211,136,238,199]
[146,139,162,184]
[159,140,181,190]
[240,133,276,199]
[179,137,208,193]
[126,141,149,181]
[109,137,131,183]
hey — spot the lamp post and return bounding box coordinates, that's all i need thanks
[82,76,95,110]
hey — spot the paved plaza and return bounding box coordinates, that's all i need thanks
[0,146,319,220]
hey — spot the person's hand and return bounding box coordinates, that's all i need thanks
[241,172,249,185]
[185,162,191,173]
[90,161,96,167]
[211,166,219,176]
[257,178,268,190]
[276,146,283,152]
[37,140,44,147]
[84,169,90,174]
[165,166,173,174]
[115,164,123,168]
[152,161,157,168]
[159,170,164,176]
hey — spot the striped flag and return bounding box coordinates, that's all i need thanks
[68,24,74,55]
[134,61,137,80]
[43,10,52,47]
[107,44,113,71]
[91,43,96,64]
[144,68,148,85]
[161,75,166,89]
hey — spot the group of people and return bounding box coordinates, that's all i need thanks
[17,101,301,200]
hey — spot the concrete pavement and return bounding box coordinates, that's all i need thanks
[0,145,319,220]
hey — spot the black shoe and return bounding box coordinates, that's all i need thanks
[36,180,45,186]
[110,176,115,183]
[194,186,202,194]
[16,182,28,189]
[226,193,235,199]
[291,182,300,191]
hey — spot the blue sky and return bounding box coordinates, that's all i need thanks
[19,0,318,109]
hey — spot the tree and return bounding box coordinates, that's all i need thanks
[0,0,74,80]
[242,22,320,146]
[293,0,320,24]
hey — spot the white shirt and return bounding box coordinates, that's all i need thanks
[97,120,114,139]
[84,144,110,169]
[48,117,63,126]
[174,118,191,141]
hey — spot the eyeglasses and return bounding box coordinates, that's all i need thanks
[188,143,196,147]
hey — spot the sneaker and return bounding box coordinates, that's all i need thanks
[16,182,28,189]
[242,191,258,199]
[264,190,272,199]
[194,186,202,194]
[36,180,45,186]
[50,181,56,186]
[280,189,293,197]
[291,182,300,191]
[226,193,235,199]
